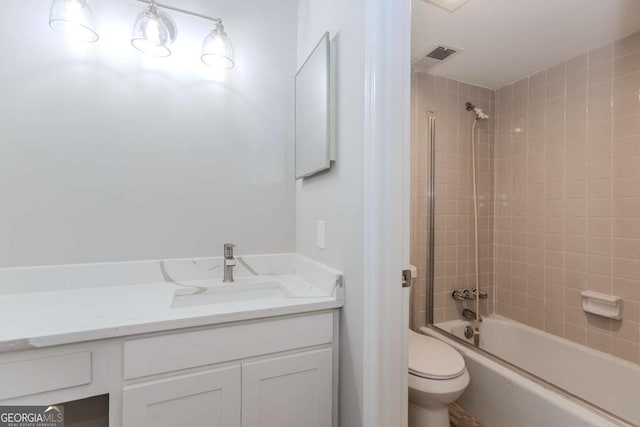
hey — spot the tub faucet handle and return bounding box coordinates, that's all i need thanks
[452,290,466,301]
[476,289,488,299]
[452,288,489,301]
[464,289,476,300]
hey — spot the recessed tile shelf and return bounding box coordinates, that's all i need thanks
[581,291,622,320]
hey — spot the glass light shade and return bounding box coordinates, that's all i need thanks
[425,0,471,12]
[131,5,177,57]
[201,21,234,69]
[49,0,99,42]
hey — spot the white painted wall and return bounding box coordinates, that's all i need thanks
[0,0,297,267]
[296,0,366,425]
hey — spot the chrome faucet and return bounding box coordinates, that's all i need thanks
[452,288,488,301]
[462,308,482,322]
[223,243,236,283]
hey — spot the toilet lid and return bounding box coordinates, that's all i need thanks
[408,329,465,380]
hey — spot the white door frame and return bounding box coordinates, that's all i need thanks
[362,0,412,425]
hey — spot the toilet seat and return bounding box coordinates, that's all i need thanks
[408,329,465,380]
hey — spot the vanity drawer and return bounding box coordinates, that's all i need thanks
[124,312,333,379]
[0,352,92,400]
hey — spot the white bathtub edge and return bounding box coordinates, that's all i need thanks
[420,326,630,427]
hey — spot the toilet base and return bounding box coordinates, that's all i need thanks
[408,401,450,427]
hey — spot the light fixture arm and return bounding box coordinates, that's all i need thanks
[134,0,221,23]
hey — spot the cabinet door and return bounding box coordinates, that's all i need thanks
[122,365,240,427]
[242,348,332,427]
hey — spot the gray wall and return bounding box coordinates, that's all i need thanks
[296,0,366,424]
[0,0,297,267]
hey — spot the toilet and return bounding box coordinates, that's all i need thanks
[408,329,470,427]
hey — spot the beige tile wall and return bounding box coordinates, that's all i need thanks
[494,31,640,364]
[411,72,495,330]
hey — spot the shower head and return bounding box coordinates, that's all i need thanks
[465,101,489,120]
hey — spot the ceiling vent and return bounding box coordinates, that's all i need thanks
[412,45,461,72]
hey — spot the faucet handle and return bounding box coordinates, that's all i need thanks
[224,243,236,259]
[451,290,466,301]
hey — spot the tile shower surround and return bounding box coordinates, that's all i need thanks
[411,30,640,364]
[410,73,496,329]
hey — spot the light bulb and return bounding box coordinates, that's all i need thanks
[131,3,177,57]
[49,0,99,42]
[201,20,234,70]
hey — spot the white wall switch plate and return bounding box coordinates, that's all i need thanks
[317,220,326,249]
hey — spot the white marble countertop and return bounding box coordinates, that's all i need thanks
[0,254,343,352]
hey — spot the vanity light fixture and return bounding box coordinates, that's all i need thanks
[131,0,233,68]
[131,0,177,57]
[49,0,99,42]
[200,20,235,70]
[424,0,471,12]
[48,0,235,70]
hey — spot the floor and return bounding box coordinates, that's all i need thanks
[449,403,486,427]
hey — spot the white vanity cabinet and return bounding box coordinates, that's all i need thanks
[123,365,242,427]
[0,253,343,426]
[0,310,339,427]
[120,311,338,427]
[122,349,332,427]
[241,348,333,427]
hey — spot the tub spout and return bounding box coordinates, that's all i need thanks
[462,308,482,322]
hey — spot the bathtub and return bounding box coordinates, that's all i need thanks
[421,316,639,427]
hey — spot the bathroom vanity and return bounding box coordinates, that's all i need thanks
[0,254,343,427]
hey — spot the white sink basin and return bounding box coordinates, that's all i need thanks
[171,280,291,308]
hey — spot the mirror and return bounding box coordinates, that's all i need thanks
[295,32,334,179]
